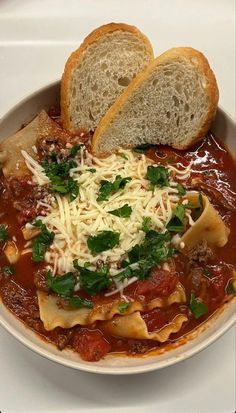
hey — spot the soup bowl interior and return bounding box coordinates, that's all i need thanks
[0,81,235,375]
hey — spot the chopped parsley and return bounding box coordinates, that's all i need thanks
[97,175,131,202]
[189,292,208,319]
[32,220,55,262]
[70,144,84,157]
[226,280,236,295]
[118,302,130,313]
[41,158,79,201]
[46,270,76,296]
[146,165,169,188]
[2,266,15,276]
[46,270,93,308]
[141,217,152,233]
[0,225,8,242]
[108,204,132,218]
[166,204,186,233]
[133,144,154,154]
[115,230,175,282]
[203,268,212,279]
[177,184,186,196]
[87,230,120,254]
[66,296,93,309]
[88,168,96,173]
[73,261,111,295]
[120,153,128,160]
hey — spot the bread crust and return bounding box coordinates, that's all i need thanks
[61,23,154,131]
[92,47,219,155]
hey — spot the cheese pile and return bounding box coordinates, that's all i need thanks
[22,147,192,276]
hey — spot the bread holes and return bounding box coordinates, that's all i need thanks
[101,62,108,71]
[190,114,195,121]
[72,87,76,98]
[103,90,108,97]
[91,84,98,91]
[118,77,130,87]
[166,111,171,119]
[173,96,179,107]
[176,116,180,126]
[152,79,158,87]
[184,103,189,112]
[175,83,182,94]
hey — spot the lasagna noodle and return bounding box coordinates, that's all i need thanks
[102,312,188,342]
[181,193,230,248]
[37,282,186,331]
[0,111,46,178]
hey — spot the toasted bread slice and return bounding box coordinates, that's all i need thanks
[92,47,219,155]
[61,23,154,132]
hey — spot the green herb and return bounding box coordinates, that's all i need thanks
[32,220,55,262]
[226,280,236,295]
[115,230,174,282]
[141,217,152,233]
[73,260,111,295]
[166,204,186,232]
[108,204,132,218]
[88,168,96,173]
[177,184,186,196]
[120,153,128,160]
[189,292,208,319]
[203,268,212,279]
[133,144,154,154]
[146,165,169,188]
[188,194,204,221]
[87,230,120,254]
[70,144,84,157]
[3,266,15,276]
[84,261,91,268]
[0,225,8,242]
[118,302,130,313]
[66,296,93,309]
[46,270,76,296]
[42,159,79,201]
[97,175,131,202]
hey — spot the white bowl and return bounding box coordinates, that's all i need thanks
[0,81,235,375]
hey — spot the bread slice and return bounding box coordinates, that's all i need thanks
[92,47,219,155]
[61,23,154,132]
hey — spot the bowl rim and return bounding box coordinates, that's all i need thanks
[0,80,235,375]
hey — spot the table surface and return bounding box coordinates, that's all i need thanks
[0,1,235,412]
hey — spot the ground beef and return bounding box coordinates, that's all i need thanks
[187,240,213,264]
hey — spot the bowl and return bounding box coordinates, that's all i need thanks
[0,81,235,374]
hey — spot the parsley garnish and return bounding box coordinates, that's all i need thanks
[97,175,131,202]
[70,144,84,157]
[73,261,111,295]
[42,159,79,201]
[108,204,132,218]
[141,217,152,233]
[87,230,120,254]
[46,270,93,308]
[189,292,208,319]
[203,268,212,279]
[146,165,169,188]
[118,302,130,313]
[32,220,55,262]
[88,168,96,173]
[0,225,8,242]
[66,296,93,309]
[166,204,186,233]
[133,144,154,154]
[177,184,186,196]
[3,266,15,276]
[226,280,236,295]
[46,270,76,296]
[115,230,174,282]
[120,153,128,160]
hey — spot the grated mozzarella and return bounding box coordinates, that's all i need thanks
[23,148,193,287]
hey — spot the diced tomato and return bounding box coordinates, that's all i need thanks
[72,329,111,361]
[133,268,178,300]
[210,274,226,301]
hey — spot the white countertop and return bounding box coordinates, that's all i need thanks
[0,1,235,412]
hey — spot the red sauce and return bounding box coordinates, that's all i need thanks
[0,129,236,361]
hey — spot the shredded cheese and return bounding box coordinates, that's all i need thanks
[22,149,193,288]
